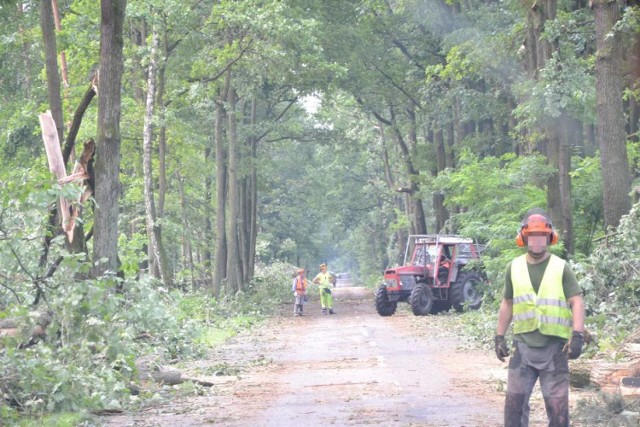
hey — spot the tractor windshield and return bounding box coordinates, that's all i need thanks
[411,244,437,266]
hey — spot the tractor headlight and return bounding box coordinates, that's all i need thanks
[399,275,416,288]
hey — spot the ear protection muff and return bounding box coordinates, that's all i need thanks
[515,213,558,247]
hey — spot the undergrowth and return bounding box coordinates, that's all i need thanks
[0,258,296,425]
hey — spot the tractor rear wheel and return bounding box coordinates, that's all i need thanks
[410,283,434,316]
[375,285,397,316]
[450,271,483,312]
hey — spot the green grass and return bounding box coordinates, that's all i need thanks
[11,412,91,427]
[196,326,236,347]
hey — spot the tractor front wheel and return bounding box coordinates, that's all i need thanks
[410,283,434,316]
[450,271,483,312]
[375,285,397,316]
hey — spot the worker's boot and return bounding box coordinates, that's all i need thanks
[329,308,335,314]
[322,308,327,315]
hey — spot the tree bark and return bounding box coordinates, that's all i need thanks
[246,97,258,282]
[51,0,69,87]
[212,80,230,297]
[157,35,167,218]
[559,116,573,254]
[377,122,406,265]
[389,107,427,235]
[226,83,243,293]
[593,0,631,229]
[18,3,33,96]
[142,29,170,285]
[92,0,127,278]
[204,143,214,289]
[40,0,64,150]
[434,128,447,232]
[176,172,195,290]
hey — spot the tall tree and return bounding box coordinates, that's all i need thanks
[225,83,243,293]
[39,0,64,146]
[212,83,229,297]
[593,0,631,229]
[93,0,127,278]
[142,27,172,286]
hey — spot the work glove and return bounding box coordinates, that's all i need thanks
[323,287,331,295]
[568,331,584,359]
[494,335,509,362]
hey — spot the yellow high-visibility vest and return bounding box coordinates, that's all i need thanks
[511,254,572,339]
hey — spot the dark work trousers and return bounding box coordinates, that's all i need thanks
[504,341,569,427]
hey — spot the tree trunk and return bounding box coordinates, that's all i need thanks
[559,116,573,254]
[390,107,427,235]
[40,0,64,151]
[51,0,68,87]
[212,80,230,296]
[203,144,214,290]
[154,27,174,286]
[545,123,562,235]
[523,0,574,245]
[142,29,166,284]
[377,122,405,265]
[629,32,640,144]
[92,0,127,278]
[226,83,243,293]
[247,97,258,282]
[434,128,447,232]
[593,0,631,229]
[175,172,195,290]
[157,31,168,218]
[18,4,33,96]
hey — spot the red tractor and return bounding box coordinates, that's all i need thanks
[375,234,486,316]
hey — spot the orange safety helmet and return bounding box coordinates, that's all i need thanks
[515,209,559,247]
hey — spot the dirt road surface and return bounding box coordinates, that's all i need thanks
[102,280,591,426]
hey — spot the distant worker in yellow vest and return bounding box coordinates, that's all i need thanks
[495,208,585,427]
[313,263,335,315]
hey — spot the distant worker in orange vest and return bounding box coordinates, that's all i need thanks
[313,263,335,315]
[291,269,308,316]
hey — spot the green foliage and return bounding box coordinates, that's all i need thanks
[577,202,640,350]
[0,274,208,421]
[433,152,551,243]
[570,155,604,256]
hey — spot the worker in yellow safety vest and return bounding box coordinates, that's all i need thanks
[313,263,335,315]
[495,208,585,427]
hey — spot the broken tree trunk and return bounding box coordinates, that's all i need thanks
[40,110,74,242]
[40,113,95,245]
[589,327,640,400]
[0,309,53,348]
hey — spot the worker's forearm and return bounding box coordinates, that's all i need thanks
[496,299,513,336]
[569,294,585,332]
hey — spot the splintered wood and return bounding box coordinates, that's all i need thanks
[39,110,94,243]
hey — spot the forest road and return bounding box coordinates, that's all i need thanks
[101,279,563,427]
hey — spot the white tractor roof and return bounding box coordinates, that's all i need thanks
[409,234,474,244]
